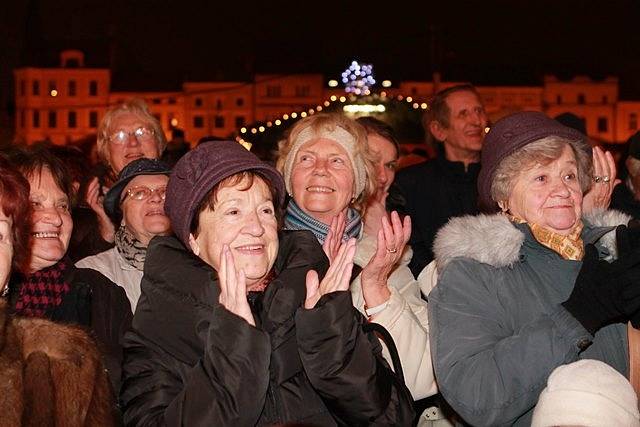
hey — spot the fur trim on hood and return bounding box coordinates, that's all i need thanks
[433,210,631,270]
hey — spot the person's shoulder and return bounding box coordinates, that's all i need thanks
[277,230,328,270]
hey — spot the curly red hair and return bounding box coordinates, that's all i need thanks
[0,155,32,273]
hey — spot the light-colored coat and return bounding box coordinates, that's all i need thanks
[351,232,437,400]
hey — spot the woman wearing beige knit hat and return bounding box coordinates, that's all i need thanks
[277,113,437,403]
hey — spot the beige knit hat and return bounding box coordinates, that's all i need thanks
[281,125,367,199]
[531,359,640,427]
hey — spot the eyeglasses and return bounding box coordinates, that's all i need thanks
[109,127,156,145]
[123,186,167,202]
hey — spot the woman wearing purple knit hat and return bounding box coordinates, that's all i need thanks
[427,111,640,426]
[119,138,414,426]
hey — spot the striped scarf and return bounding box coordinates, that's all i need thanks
[283,199,362,244]
[13,258,72,318]
[115,224,147,270]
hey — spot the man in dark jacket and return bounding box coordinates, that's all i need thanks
[611,131,640,220]
[390,85,488,277]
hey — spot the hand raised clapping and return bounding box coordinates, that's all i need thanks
[218,245,255,326]
[583,146,620,213]
[305,238,357,309]
[360,211,411,308]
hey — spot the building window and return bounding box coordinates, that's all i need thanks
[48,111,57,128]
[152,98,161,104]
[193,115,204,128]
[630,113,638,131]
[33,111,40,128]
[216,99,223,109]
[89,111,98,128]
[215,115,225,128]
[195,97,203,107]
[266,85,281,97]
[68,80,77,97]
[48,80,56,93]
[556,95,562,104]
[235,116,245,128]
[68,111,77,128]
[168,97,176,105]
[19,80,25,96]
[295,85,310,97]
[89,80,98,96]
[20,111,25,128]
[603,95,608,104]
[236,97,244,107]
[577,94,585,104]
[32,80,40,96]
[597,117,608,133]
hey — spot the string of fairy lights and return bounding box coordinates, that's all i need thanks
[235,90,430,149]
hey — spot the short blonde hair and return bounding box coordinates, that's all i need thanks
[96,98,167,168]
[491,136,593,204]
[276,113,377,215]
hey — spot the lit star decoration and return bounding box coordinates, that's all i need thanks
[342,61,375,95]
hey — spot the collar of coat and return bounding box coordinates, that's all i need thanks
[433,209,631,270]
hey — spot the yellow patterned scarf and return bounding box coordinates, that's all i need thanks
[508,214,584,261]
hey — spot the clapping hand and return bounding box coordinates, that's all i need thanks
[218,245,255,326]
[305,238,357,309]
[583,146,620,213]
[322,211,347,262]
[360,211,411,308]
[86,176,116,242]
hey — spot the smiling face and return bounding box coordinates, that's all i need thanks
[290,138,355,225]
[28,168,73,272]
[107,112,160,174]
[120,174,171,246]
[507,144,583,235]
[0,205,13,293]
[188,176,279,289]
[367,133,398,194]
[432,90,488,163]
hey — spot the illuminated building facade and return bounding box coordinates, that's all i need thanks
[13,51,640,146]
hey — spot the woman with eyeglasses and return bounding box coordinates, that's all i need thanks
[77,158,172,312]
[69,98,167,262]
[6,146,132,397]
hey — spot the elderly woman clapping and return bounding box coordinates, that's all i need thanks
[428,111,640,426]
[277,113,436,401]
[76,158,172,311]
[120,139,414,426]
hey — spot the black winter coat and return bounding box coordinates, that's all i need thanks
[120,231,414,426]
[390,148,480,277]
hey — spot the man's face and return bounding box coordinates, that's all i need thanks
[432,90,488,159]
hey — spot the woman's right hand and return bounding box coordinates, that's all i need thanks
[86,177,116,242]
[305,238,357,309]
[219,245,255,326]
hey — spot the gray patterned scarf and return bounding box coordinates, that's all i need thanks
[115,224,147,270]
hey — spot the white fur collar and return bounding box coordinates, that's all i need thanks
[433,210,631,269]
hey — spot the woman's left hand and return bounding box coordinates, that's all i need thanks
[360,211,411,308]
[583,146,621,213]
[322,211,346,262]
[305,238,357,309]
[218,245,255,326]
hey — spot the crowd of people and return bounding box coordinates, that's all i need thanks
[1,86,640,426]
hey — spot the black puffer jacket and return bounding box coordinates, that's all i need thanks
[120,230,414,426]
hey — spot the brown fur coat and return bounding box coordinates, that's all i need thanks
[0,299,118,426]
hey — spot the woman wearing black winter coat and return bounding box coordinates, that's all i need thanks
[120,139,414,426]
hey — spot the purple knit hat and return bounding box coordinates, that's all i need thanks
[478,111,586,213]
[165,139,285,246]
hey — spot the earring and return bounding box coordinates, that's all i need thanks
[498,201,508,213]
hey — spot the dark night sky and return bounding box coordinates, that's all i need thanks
[3,0,640,96]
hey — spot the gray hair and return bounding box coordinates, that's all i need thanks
[491,136,593,204]
[97,98,167,169]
